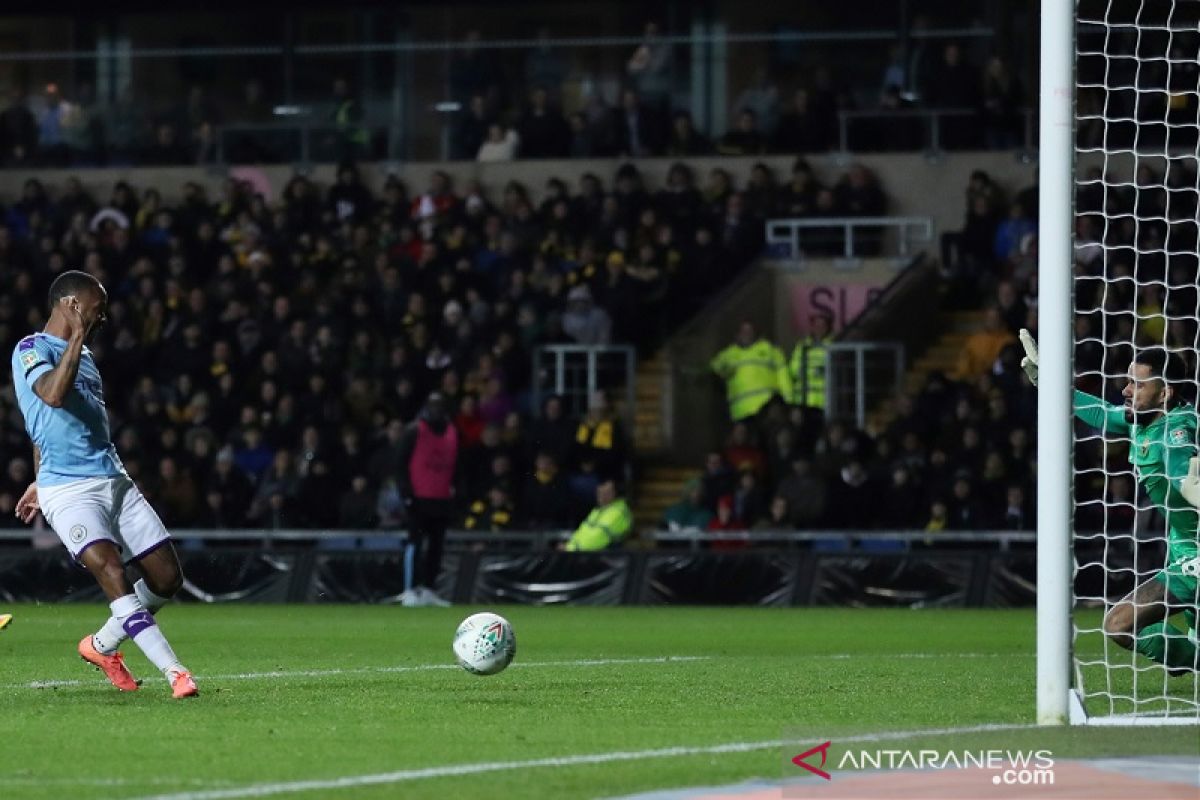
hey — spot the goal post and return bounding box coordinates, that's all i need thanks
[1036,0,1074,728]
[1040,0,1200,726]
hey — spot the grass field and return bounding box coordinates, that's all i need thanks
[0,604,1196,800]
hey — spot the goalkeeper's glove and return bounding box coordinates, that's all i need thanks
[1018,328,1038,387]
[1180,456,1200,509]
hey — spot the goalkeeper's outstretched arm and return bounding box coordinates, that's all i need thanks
[1019,328,1130,434]
[1072,389,1130,434]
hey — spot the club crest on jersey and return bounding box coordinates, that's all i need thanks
[69,525,87,543]
[1170,428,1189,445]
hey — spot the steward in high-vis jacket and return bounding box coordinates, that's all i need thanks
[565,479,633,551]
[710,321,790,422]
[788,314,833,410]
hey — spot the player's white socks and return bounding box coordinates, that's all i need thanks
[101,594,187,683]
[92,579,173,655]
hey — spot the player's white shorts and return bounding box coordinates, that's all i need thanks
[38,475,171,563]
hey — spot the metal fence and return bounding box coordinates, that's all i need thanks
[215,122,399,166]
[792,342,905,429]
[531,344,636,421]
[836,107,1036,153]
[765,216,934,265]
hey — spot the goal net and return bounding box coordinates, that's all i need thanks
[1066,0,1200,725]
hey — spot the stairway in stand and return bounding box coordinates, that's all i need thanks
[867,309,988,431]
[629,353,699,529]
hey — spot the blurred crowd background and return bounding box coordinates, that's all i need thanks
[0,3,1046,166]
[1,0,1197,544]
[0,158,881,532]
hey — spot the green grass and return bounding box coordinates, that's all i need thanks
[0,605,1195,800]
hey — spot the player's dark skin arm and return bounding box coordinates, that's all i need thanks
[32,298,90,408]
[15,445,41,523]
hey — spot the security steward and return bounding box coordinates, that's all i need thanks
[710,321,790,422]
[564,478,633,551]
[788,314,834,411]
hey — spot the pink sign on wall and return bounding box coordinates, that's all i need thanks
[790,284,885,336]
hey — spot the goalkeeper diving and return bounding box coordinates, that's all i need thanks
[1021,331,1198,674]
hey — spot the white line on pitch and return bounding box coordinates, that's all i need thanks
[16,655,710,690]
[0,777,235,788]
[13,652,1032,690]
[824,652,1034,660]
[126,722,1039,800]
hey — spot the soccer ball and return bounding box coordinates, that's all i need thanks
[453,612,516,676]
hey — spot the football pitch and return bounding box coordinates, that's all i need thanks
[0,605,1196,800]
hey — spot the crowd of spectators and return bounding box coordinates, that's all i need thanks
[0,20,1037,168]
[0,157,890,533]
[0,167,640,530]
[665,366,1037,537]
[484,29,1025,157]
[672,151,1199,538]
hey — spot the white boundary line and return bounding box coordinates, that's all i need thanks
[11,656,709,690]
[0,777,235,788]
[11,652,1032,691]
[128,723,1039,800]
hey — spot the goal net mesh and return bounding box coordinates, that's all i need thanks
[1072,0,1200,722]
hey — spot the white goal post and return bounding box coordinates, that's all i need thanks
[1036,0,1073,727]
[1038,0,1200,727]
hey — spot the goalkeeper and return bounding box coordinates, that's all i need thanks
[1021,331,1198,674]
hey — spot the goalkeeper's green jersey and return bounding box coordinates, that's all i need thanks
[1074,390,1199,535]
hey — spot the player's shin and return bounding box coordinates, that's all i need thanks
[1134,622,1200,672]
[91,578,174,655]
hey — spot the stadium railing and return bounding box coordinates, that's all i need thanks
[215,122,398,165]
[531,345,637,421]
[765,216,933,265]
[835,107,1036,153]
[812,342,905,429]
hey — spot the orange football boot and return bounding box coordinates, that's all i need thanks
[171,670,198,699]
[78,635,139,691]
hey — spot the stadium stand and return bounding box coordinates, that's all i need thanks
[0,158,894,535]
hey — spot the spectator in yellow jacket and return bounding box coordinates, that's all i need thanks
[954,307,1015,380]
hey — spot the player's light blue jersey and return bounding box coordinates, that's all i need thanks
[11,332,124,487]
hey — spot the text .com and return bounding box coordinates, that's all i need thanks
[993,767,1055,786]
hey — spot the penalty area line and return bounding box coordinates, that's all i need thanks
[127,723,1039,800]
